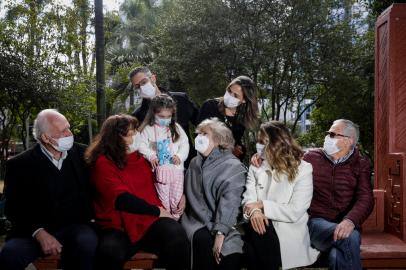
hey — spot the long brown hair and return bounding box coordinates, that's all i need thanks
[218,75,258,129]
[139,94,180,142]
[84,114,138,169]
[260,121,303,182]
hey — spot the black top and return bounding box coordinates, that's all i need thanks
[197,98,245,145]
[115,192,160,217]
[4,143,93,238]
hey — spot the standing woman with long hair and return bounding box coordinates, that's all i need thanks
[242,121,319,270]
[197,76,258,160]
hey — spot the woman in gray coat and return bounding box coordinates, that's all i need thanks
[181,118,246,270]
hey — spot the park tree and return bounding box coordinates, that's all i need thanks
[153,0,366,131]
[2,0,98,126]
[0,45,61,178]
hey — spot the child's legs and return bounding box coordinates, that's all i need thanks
[155,182,170,211]
[169,170,184,218]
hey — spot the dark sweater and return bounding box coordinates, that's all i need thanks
[4,143,93,238]
[303,148,374,227]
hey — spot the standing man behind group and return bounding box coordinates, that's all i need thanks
[304,119,374,270]
[129,66,199,166]
[0,109,97,270]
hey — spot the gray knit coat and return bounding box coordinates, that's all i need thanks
[181,148,247,256]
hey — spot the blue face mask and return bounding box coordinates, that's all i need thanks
[156,116,171,127]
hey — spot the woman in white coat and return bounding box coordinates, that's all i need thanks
[242,121,319,270]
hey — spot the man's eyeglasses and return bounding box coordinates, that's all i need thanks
[133,77,151,90]
[326,131,350,139]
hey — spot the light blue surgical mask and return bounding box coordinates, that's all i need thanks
[156,116,171,127]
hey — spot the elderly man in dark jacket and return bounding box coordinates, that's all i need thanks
[0,109,97,270]
[304,119,374,270]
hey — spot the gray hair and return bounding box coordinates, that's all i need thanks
[196,118,235,151]
[32,109,60,141]
[333,119,360,146]
[128,66,153,81]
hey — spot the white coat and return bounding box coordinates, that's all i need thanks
[242,159,319,269]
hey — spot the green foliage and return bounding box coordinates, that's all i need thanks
[0,0,377,169]
[0,0,97,154]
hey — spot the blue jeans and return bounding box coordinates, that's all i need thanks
[0,224,98,270]
[308,218,362,270]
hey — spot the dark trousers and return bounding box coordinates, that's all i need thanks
[192,227,241,270]
[0,224,98,270]
[95,217,190,270]
[243,221,281,270]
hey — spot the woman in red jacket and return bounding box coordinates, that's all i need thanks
[85,114,189,270]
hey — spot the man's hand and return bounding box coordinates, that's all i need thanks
[334,219,355,241]
[213,234,225,264]
[35,229,63,255]
[250,211,269,235]
[172,194,186,216]
[250,153,262,168]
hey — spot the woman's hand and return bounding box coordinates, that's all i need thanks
[250,153,262,168]
[244,201,264,216]
[250,211,269,235]
[213,233,225,264]
[232,145,243,158]
[171,155,181,165]
[172,194,186,216]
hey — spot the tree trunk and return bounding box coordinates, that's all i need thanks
[95,0,106,128]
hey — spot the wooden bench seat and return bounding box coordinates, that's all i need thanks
[31,233,406,270]
[33,251,160,270]
[361,232,406,268]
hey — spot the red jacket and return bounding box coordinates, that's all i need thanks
[303,148,374,227]
[91,152,161,242]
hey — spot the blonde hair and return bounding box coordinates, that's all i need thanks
[259,121,303,182]
[196,118,235,151]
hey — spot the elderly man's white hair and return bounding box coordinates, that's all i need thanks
[32,109,63,141]
[333,119,360,146]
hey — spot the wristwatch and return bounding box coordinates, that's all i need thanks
[216,231,224,235]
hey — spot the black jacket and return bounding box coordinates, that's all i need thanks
[3,143,93,238]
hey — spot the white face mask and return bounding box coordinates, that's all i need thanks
[323,135,340,155]
[256,143,265,158]
[127,133,141,154]
[194,134,210,154]
[51,135,74,152]
[223,91,241,108]
[139,82,156,98]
